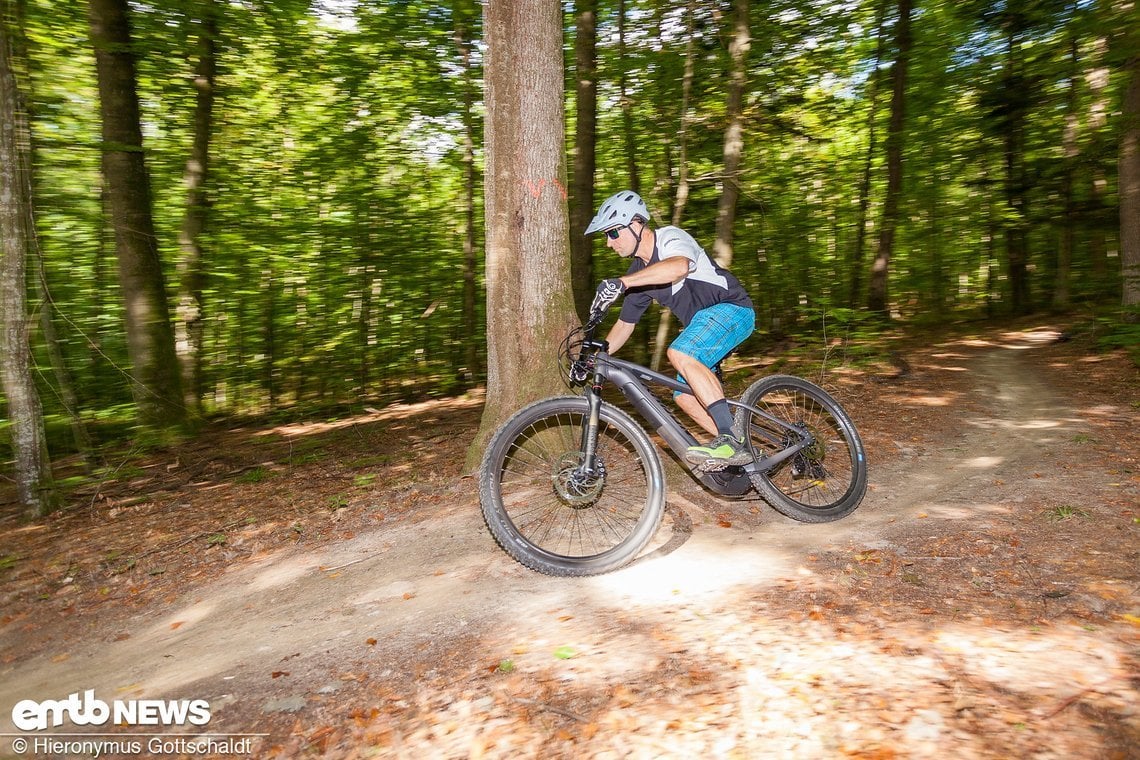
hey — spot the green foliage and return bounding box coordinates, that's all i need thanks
[1095,310,1140,367]
[1,0,1131,463]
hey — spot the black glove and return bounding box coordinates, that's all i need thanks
[590,278,626,317]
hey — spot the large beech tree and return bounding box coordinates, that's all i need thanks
[468,0,577,469]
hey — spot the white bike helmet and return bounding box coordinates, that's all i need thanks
[585,190,650,235]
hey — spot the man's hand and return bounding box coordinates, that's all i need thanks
[590,278,626,318]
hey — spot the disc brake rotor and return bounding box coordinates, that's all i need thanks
[552,451,605,508]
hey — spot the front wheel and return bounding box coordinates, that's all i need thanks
[479,396,666,576]
[735,375,867,522]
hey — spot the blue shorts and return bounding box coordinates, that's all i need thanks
[670,303,755,395]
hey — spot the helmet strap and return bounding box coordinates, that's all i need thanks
[630,219,646,255]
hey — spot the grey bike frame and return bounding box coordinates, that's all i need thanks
[586,350,817,497]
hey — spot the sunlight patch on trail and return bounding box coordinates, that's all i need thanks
[587,536,804,606]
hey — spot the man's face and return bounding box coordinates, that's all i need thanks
[605,223,636,257]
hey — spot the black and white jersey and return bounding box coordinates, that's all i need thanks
[618,226,753,327]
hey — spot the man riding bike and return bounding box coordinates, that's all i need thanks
[585,190,756,467]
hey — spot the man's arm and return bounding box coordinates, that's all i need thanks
[619,255,689,289]
[604,319,637,354]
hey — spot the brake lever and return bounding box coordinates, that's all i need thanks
[584,307,607,335]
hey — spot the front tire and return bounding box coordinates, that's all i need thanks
[735,375,867,522]
[479,396,666,576]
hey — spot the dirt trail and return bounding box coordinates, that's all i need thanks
[1,336,1137,758]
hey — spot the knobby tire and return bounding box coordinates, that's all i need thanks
[479,396,666,576]
[736,375,867,522]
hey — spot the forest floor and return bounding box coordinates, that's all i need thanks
[0,318,1138,759]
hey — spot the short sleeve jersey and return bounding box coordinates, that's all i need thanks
[618,226,753,327]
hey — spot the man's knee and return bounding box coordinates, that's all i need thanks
[667,347,694,370]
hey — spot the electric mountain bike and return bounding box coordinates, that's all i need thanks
[478,309,867,576]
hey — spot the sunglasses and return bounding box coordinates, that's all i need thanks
[605,227,625,240]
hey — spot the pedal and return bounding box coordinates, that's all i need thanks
[693,458,731,473]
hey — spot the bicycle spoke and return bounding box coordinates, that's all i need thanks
[493,411,653,559]
[739,379,863,515]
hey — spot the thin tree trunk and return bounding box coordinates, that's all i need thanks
[928,153,945,315]
[469,0,575,470]
[618,0,639,192]
[651,0,698,373]
[455,0,481,384]
[1001,11,1031,314]
[1056,34,1078,310]
[849,0,888,308]
[88,0,186,432]
[16,0,94,467]
[867,0,912,316]
[31,247,94,466]
[569,0,597,321]
[713,0,750,269]
[1086,35,1110,298]
[0,0,57,516]
[175,0,218,416]
[1120,41,1140,311]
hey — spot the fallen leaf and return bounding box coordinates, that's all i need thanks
[366,638,377,646]
[271,671,290,679]
[553,646,577,660]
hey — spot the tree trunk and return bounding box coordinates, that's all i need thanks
[88,0,186,432]
[849,1,888,308]
[467,0,576,471]
[1001,11,1031,314]
[651,0,699,373]
[618,0,639,193]
[1121,42,1140,310]
[175,0,218,416]
[569,0,597,321]
[867,0,912,316]
[455,0,482,384]
[712,0,749,269]
[1055,35,1078,311]
[0,0,57,516]
[1086,35,1111,299]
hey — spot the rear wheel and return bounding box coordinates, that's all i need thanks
[735,375,866,522]
[479,396,666,576]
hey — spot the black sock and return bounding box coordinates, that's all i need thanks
[707,399,735,437]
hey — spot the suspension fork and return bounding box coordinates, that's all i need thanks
[577,377,605,475]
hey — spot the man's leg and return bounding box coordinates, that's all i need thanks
[667,304,756,465]
[675,391,717,437]
[668,349,725,436]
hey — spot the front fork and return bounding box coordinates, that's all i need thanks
[578,380,604,475]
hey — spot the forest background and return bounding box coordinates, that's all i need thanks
[0,0,1138,517]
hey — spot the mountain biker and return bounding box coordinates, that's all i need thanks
[585,190,756,467]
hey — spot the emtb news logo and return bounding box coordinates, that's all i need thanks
[11,690,211,731]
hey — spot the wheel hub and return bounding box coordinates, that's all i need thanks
[552,452,605,508]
